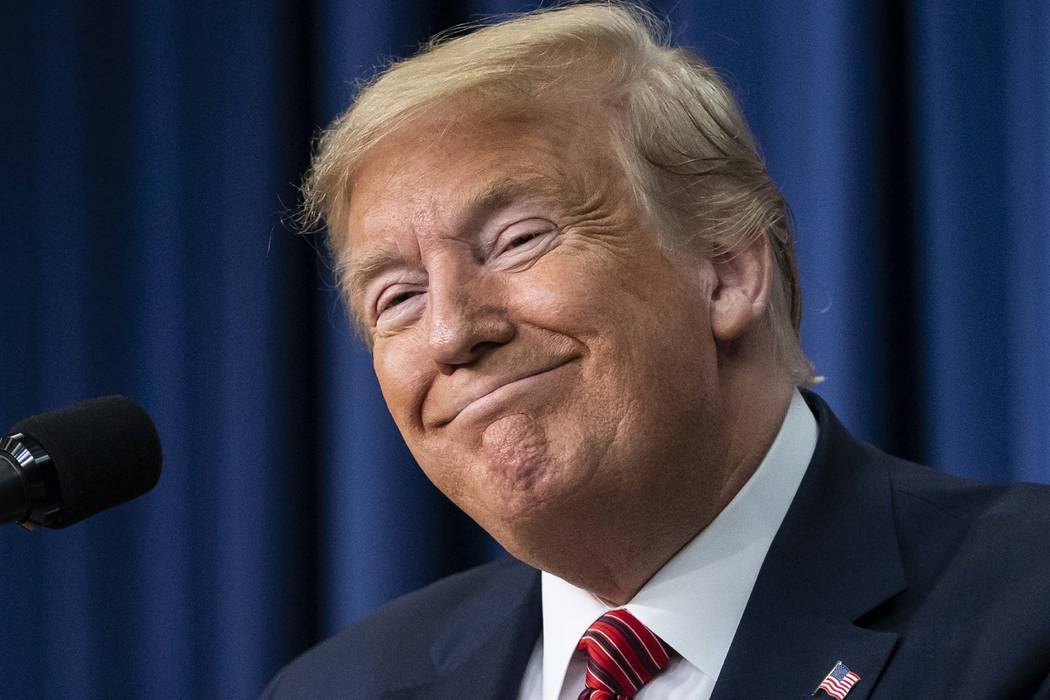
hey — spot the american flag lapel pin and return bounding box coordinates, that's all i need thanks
[812,661,861,699]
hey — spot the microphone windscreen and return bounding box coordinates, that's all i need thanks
[11,395,162,528]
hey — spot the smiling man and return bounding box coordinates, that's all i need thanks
[264,4,1050,699]
[345,105,789,608]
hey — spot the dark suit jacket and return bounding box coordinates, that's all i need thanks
[264,393,1050,698]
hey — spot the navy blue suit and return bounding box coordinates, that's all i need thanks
[264,394,1050,698]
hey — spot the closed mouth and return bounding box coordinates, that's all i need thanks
[435,357,577,427]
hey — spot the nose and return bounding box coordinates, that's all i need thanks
[426,264,514,372]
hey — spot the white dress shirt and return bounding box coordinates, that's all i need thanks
[517,390,818,700]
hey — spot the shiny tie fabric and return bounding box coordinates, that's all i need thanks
[576,609,672,699]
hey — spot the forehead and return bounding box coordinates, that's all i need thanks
[349,109,604,224]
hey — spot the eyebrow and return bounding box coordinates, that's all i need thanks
[345,244,403,300]
[345,174,565,301]
[464,175,563,222]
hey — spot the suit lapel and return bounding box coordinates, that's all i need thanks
[382,560,542,700]
[713,393,906,700]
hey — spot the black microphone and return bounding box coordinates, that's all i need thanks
[0,396,162,529]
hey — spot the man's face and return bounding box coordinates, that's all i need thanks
[345,109,732,554]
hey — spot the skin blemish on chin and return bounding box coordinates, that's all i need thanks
[480,413,551,489]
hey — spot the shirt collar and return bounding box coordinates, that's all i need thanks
[540,390,818,699]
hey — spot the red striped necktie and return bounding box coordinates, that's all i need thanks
[576,609,672,699]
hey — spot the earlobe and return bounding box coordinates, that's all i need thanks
[709,238,772,343]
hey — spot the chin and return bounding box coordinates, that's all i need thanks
[422,413,602,542]
[479,456,561,518]
[469,412,560,500]
[476,457,598,548]
[449,453,565,532]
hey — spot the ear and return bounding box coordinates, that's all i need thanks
[709,237,772,342]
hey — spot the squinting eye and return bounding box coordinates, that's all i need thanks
[385,291,418,308]
[506,232,542,249]
[497,225,555,257]
[377,289,423,318]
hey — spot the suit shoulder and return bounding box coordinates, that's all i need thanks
[886,454,1050,529]
[345,554,536,640]
[882,455,1050,587]
[262,556,537,698]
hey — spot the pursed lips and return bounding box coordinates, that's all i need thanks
[428,357,577,427]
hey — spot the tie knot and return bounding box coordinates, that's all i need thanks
[576,609,672,700]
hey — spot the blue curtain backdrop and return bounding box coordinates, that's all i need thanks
[1,1,1047,697]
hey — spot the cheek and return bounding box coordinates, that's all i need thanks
[373,342,431,433]
[506,260,614,338]
[521,261,696,356]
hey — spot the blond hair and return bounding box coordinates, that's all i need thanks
[302,1,814,384]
